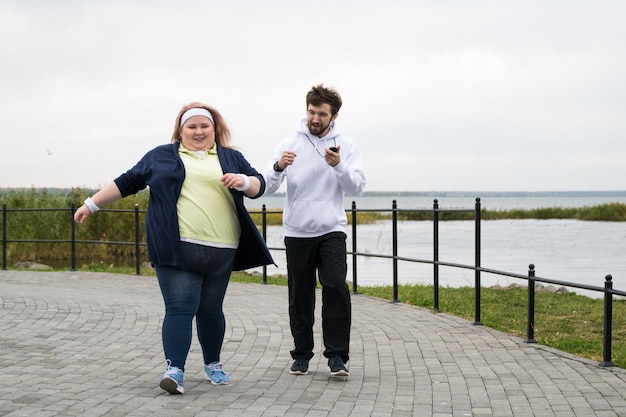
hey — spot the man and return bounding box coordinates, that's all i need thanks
[264,84,366,377]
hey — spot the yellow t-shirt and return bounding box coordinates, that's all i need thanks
[177,145,240,248]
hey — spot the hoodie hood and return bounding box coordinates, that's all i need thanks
[297,118,339,140]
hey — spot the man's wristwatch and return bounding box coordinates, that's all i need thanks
[273,161,284,172]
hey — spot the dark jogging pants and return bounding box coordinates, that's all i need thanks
[284,231,351,363]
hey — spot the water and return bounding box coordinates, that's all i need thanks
[247,191,626,298]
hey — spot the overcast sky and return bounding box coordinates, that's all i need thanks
[1,1,625,192]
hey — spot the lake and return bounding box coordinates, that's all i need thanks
[246,191,626,298]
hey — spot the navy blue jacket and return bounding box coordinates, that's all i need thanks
[114,142,274,271]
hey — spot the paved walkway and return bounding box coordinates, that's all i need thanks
[1,270,625,417]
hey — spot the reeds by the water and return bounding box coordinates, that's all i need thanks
[1,188,149,263]
[3,188,626,263]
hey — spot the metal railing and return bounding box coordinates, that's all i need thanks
[256,198,625,368]
[2,200,625,367]
[1,203,145,275]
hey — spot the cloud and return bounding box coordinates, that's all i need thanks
[1,0,625,191]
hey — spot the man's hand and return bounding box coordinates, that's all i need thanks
[276,151,297,171]
[324,145,340,167]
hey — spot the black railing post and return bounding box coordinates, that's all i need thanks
[474,198,483,325]
[70,203,76,271]
[134,204,141,275]
[262,205,268,285]
[525,264,537,343]
[2,204,7,270]
[433,199,440,312]
[351,201,358,294]
[600,274,615,367]
[392,200,399,303]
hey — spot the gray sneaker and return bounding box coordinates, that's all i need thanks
[289,358,309,375]
[329,356,348,377]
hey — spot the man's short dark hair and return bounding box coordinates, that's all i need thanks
[306,84,342,115]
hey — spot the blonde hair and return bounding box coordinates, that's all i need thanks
[171,102,232,148]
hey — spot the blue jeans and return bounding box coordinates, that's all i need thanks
[155,242,235,371]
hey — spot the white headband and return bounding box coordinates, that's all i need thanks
[180,108,214,127]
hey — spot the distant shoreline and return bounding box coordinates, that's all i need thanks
[355,190,626,198]
[3,188,626,198]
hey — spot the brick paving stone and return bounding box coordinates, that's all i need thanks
[1,270,626,416]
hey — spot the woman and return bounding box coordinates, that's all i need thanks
[74,102,274,394]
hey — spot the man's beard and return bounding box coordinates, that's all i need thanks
[308,121,330,137]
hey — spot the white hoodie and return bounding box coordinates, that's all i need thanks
[264,119,366,238]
